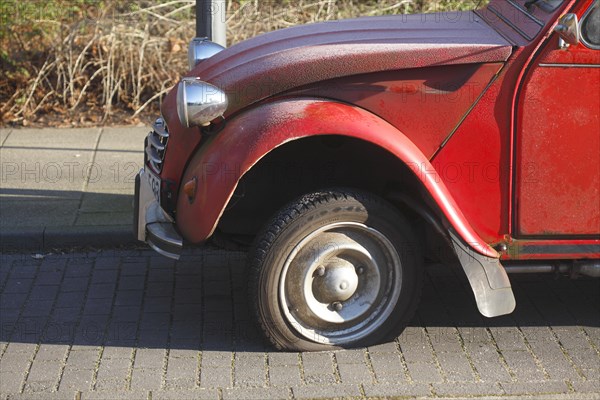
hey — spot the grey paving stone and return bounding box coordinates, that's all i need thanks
[368,351,406,383]
[553,327,592,350]
[93,377,129,391]
[1,293,27,310]
[152,389,219,400]
[223,387,289,400]
[234,354,265,387]
[465,343,513,382]
[489,327,528,351]
[134,348,166,369]
[529,341,582,381]
[95,357,131,382]
[268,352,299,367]
[436,351,476,382]
[292,383,361,399]
[571,380,600,393]
[567,347,600,378]
[88,283,116,299]
[0,352,34,374]
[520,326,557,346]
[57,367,94,392]
[333,350,366,365]
[66,349,99,369]
[398,327,428,348]
[91,269,119,285]
[164,377,196,390]
[35,271,64,286]
[23,299,54,317]
[2,342,38,354]
[142,298,171,314]
[269,365,302,387]
[82,299,112,319]
[139,313,169,333]
[500,380,571,395]
[367,342,398,353]
[118,276,145,291]
[166,356,197,381]
[33,344,68,362]
[0,371,24,394]
[337,362,373,385]
[7,393,74,400]
[114,290,144,307]
[426,327,464,353]
[25,359,62,385]
[22,379,55,393]
[2,278,33,294]
[130,368,162,390]
[501,350,546,382]
[301,352,336,385]
[199,366,231,388]
[168,349,197,359]
[405,361,443,383]
[82,390,147,399]
[28,285,60,301]
[432,381,504,396]
[363,382,431,398]
[101,346,133,359]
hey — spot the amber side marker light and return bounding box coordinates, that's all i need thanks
[183,177,198,201]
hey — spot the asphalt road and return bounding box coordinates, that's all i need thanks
[0,247,599,400]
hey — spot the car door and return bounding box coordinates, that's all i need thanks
[515,0,600,237]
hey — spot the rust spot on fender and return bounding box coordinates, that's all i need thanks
[304,102,363,121]
[389,84,418,94]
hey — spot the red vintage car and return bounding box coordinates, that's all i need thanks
[135,0,600,350]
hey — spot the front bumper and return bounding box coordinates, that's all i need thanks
[134,169,183,259]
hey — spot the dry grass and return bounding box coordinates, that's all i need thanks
[0,0,485,127]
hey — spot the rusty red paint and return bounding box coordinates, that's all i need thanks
[292,63,504,159]
[175,99,499,258]
[515,0,600,236]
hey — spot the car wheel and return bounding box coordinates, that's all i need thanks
[248,189,423,351]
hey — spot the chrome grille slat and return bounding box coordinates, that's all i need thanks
[154,124,169,138]
[146,117,169,174]
[148,134,165,151]
[151,161,162,172]
[146,146,162,164]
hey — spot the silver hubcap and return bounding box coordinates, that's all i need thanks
[279,222,403,345]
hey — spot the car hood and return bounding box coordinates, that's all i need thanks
[187,11,512,116]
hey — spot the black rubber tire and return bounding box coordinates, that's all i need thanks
[248,188,423,351]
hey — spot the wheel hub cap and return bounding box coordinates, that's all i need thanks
[312,260,359,303]
[280,223,403,345]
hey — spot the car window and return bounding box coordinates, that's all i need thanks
[581,1,600,48]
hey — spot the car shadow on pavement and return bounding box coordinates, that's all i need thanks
[0,188,134,233]
[0,250,598,352]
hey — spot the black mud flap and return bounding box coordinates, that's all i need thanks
[450,231,516,318]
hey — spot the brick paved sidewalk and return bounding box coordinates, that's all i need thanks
[1,248,599,400]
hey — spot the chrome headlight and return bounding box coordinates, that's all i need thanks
[177,78,228,128]
[188,37,225,70]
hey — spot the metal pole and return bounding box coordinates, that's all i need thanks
[212,0,227,47]
[196,0,226,47]
[196,0,212,39]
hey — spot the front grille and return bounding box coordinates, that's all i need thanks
[146,117,169,173]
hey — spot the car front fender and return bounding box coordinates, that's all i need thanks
[176,98,498,260]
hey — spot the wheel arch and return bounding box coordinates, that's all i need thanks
[176,98,498,259]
